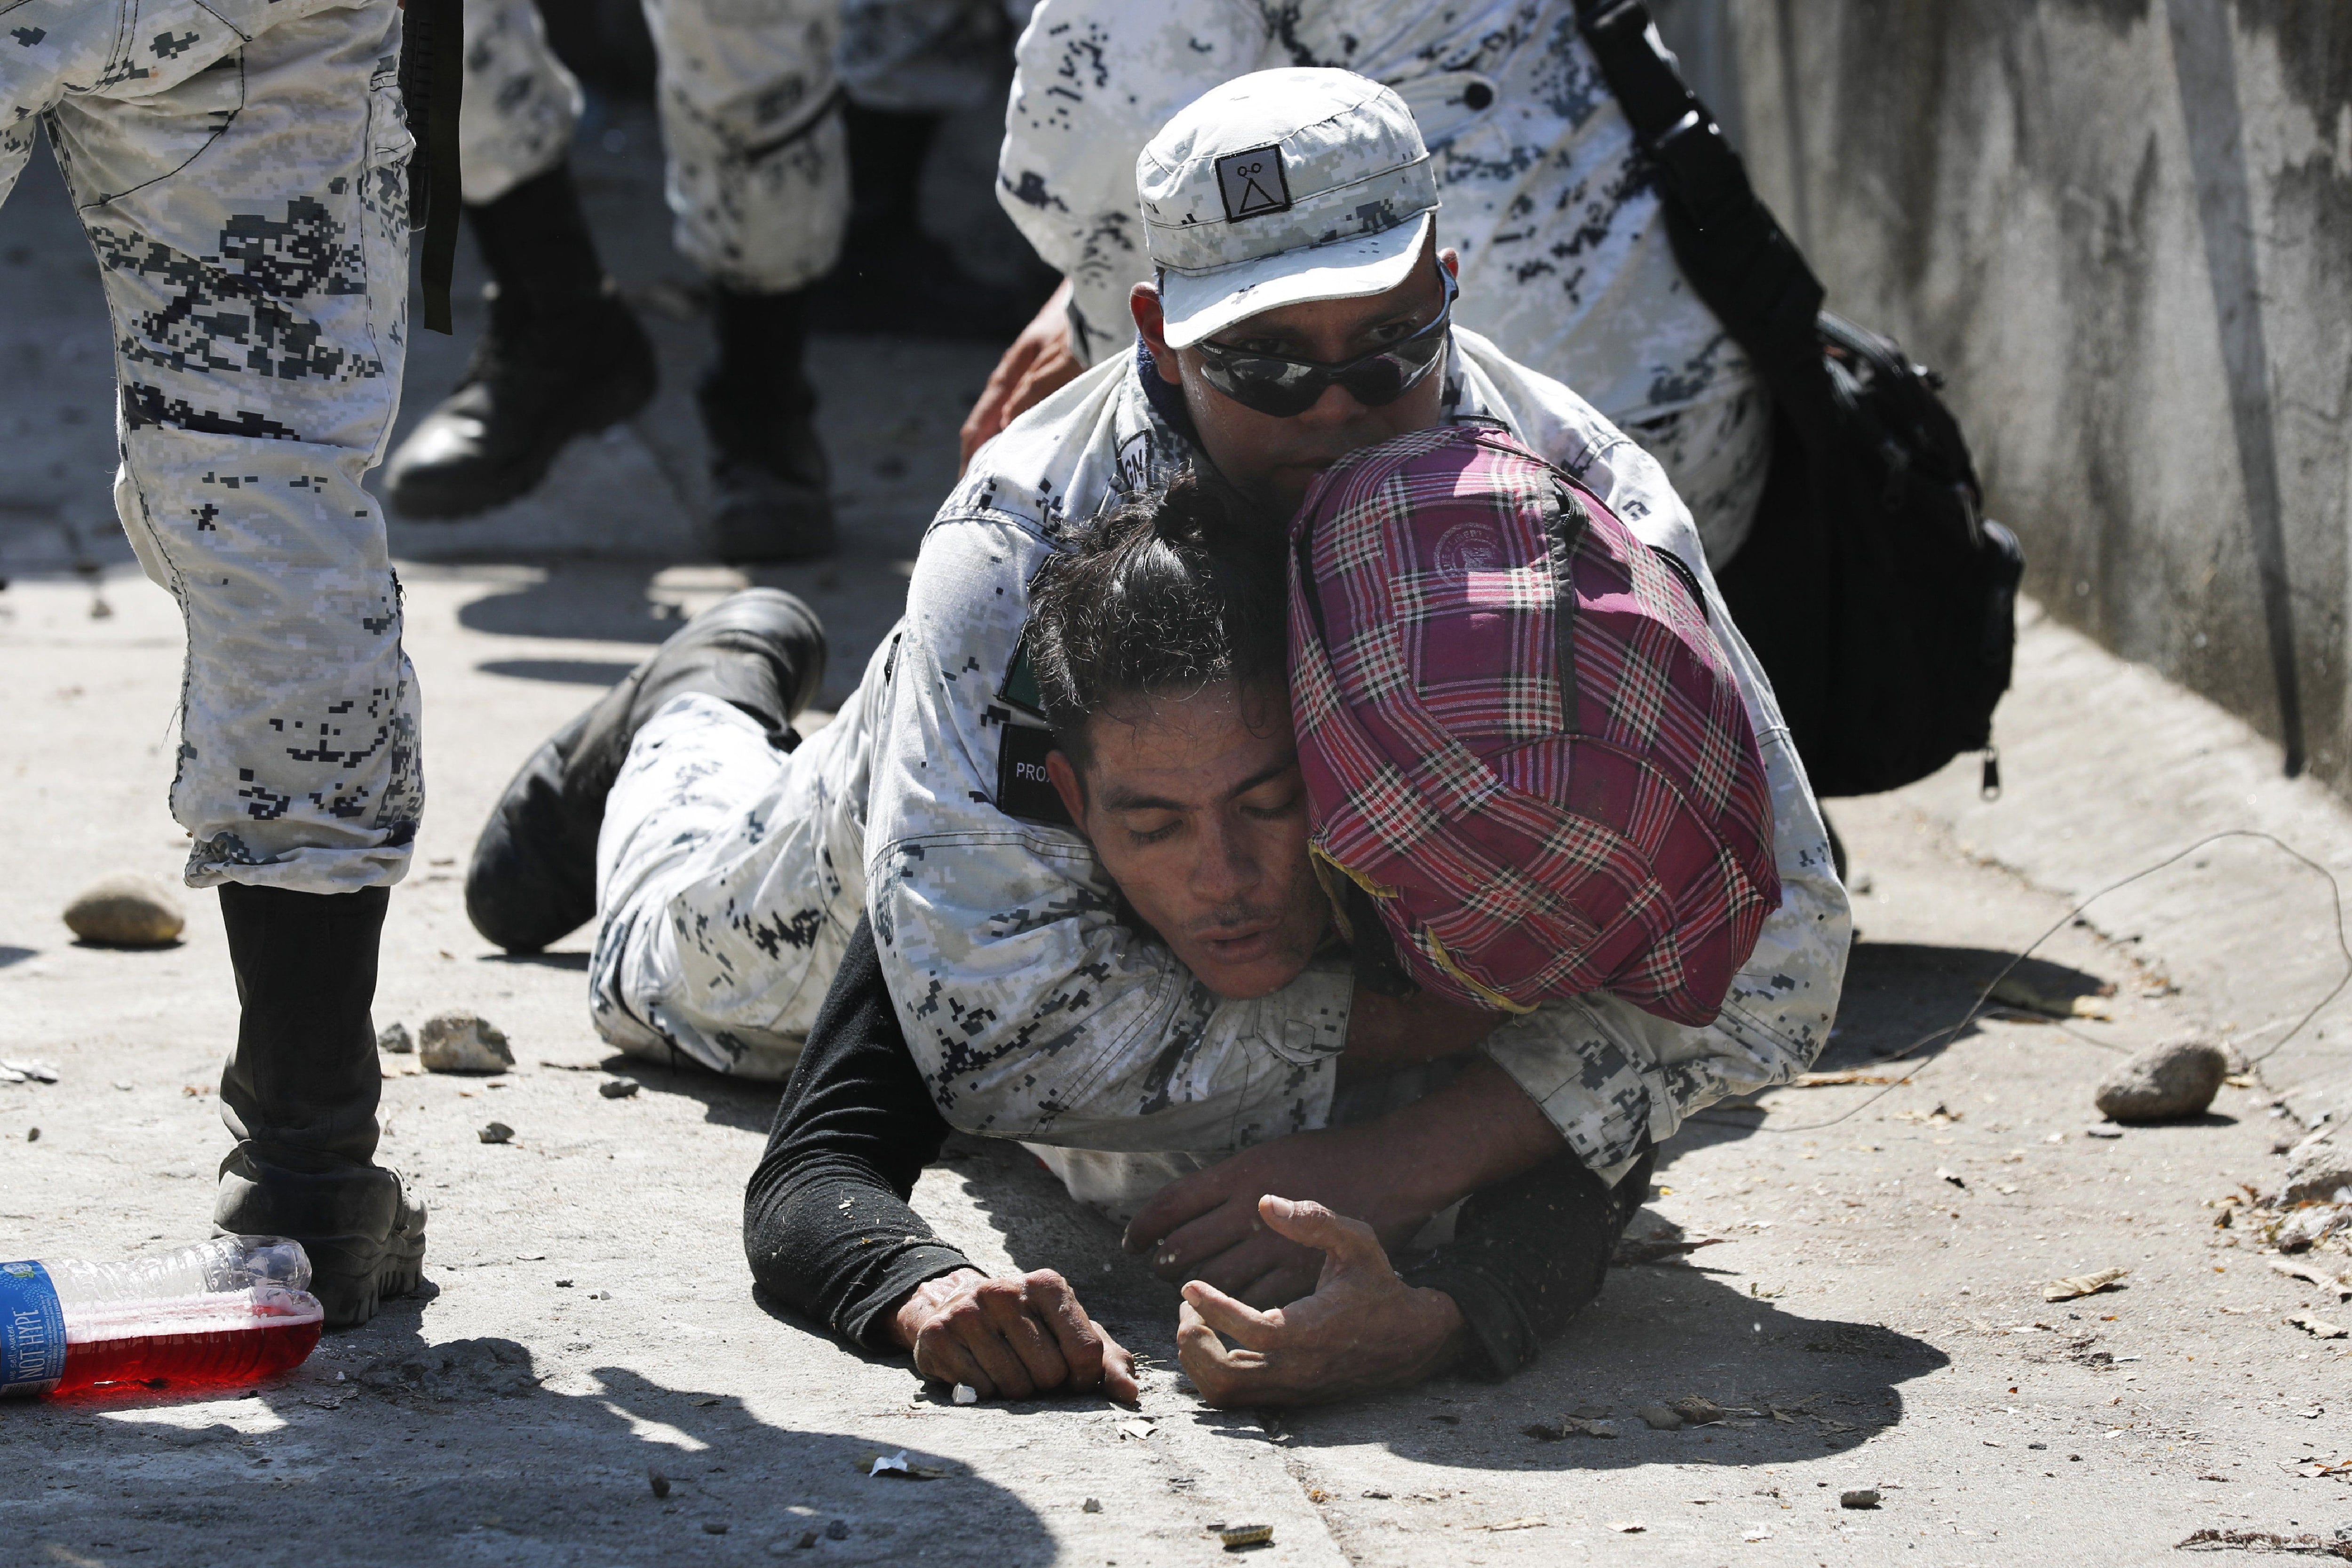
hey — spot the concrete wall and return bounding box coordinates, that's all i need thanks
[1658,1,2352,791]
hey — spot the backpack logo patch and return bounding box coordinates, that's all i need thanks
[1215,146,1292,221]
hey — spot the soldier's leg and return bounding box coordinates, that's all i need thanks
[643,0,846,563]
[40,0,422,1323]
[462,590,858,1079]
[384,0,657,518]
[821,0,1048,340]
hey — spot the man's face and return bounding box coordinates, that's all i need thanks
[1132,236,1459,514]
[1044,680,1328,1000]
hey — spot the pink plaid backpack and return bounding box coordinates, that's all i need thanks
[1288,423,1780,1026]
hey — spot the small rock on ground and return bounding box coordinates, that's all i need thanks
[2093,1040,2228,1122]
[377,1022,414,1054]
[479,1122,515,1145]
[420,1011,514,1074]
[62,873,185,947]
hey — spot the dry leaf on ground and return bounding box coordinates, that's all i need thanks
[2272,1259,2352,1300]
[2043,1267,2130,1303]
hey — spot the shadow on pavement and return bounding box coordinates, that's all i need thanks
[13,1313,1055,1564]
[1828,942,2113,1065]
[455,563,679,645]
[596,1049,782,1137]
[480,949,593,972]
[1238,1251,1946,1471]
[477,657,639,686]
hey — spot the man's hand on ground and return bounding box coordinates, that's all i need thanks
[1124,1125,1440,1306]
[958,280,1083,471]
[1177,1196,1465,1407]
[889,1267,1140,1404]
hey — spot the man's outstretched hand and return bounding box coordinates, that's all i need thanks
[1177,1196,1465,1408]
[890,1268,1140,1404]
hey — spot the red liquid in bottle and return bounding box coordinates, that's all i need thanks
[53,1289,323,1394]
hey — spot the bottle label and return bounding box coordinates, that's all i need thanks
[0,1260,66,1397]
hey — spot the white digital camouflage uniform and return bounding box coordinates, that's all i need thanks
[590,326,1849,1188]
[996,0,1771,565]
[1,0,421,893]
[452,0,1030,289]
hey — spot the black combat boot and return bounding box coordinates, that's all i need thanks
[385,163,658,519]
[466,589,829,954]
[700,288,835,563]
[212,884,427,1329]
[813,103,1054,341]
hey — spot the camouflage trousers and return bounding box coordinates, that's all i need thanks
[0,0,422,893]
[461,0,847,291]
[459,0,1025,288]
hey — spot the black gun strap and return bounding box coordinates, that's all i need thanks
[399,0,465,334]
[1570,0,1827,411]
[422,0,465,334]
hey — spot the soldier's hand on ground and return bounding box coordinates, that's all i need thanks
[1176,1196,1466,1407]
[890,1267,1140,1404]
[959,279,1084,470]
[1123,1128,1439,1307]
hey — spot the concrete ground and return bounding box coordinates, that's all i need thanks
[1,109,2347,1568]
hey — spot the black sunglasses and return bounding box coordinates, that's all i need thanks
[1189,263,1457,418]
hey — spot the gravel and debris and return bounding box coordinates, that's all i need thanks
[420,1011,515,1074]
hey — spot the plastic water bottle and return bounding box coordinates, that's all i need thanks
[1,1237,325,1397]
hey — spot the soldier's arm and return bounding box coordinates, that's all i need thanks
[996,0,1266,365]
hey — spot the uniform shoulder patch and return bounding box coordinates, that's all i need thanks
[1216,145,1292,221]
[998,632,1045,717]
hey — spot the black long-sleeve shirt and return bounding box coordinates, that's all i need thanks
[743,917,1643,1375]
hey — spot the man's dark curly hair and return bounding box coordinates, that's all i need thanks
[1026,468,1287,768]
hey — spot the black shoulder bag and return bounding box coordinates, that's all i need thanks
[1574,0,2024,799]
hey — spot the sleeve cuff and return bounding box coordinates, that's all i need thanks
[1398,1258,1537,1380]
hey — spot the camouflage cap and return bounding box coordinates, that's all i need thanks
[1138,68,1439,350]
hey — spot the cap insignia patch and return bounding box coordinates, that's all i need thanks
[1215,145,1292,221]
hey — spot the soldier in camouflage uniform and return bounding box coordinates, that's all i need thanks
[383,0,1042,557]
[468,74,1846,1236]
[381,0,842,558]
[971,0,1772,568]
[2,0,427,1324]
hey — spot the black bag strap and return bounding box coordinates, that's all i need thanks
[1570,1,1828,415]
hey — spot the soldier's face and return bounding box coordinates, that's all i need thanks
[1133,238,1459,514]
[1044,679,1328,1000]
